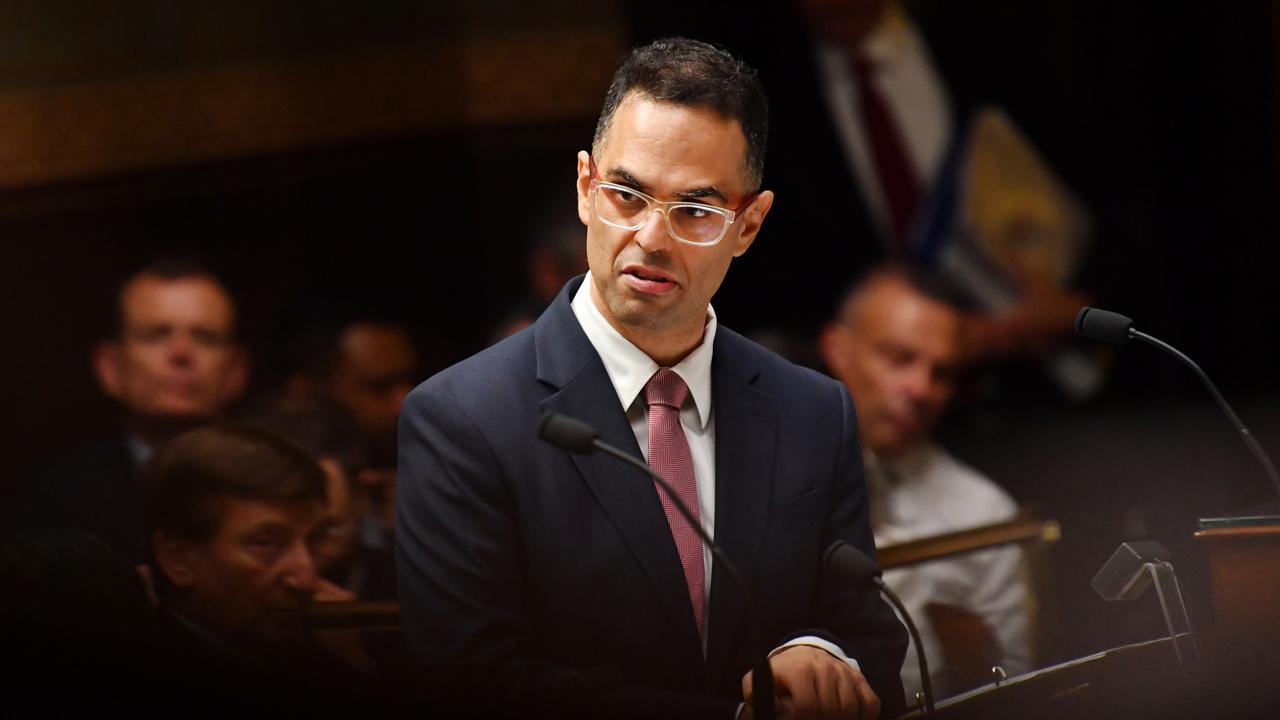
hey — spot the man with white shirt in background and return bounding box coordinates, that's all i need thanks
[820,264,1032,700]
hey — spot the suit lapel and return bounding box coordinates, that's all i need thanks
[535,277,704,667]
[704,329,778,691]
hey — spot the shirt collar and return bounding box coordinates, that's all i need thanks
[570,273,716,429]
[125,434,154,468]
[866,443,931,482]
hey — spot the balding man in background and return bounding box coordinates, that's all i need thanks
[820,264,1031,699]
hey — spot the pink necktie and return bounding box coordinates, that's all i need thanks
[852,52,921,249]
[644,368,705,637]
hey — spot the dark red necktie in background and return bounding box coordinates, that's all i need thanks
[852,52,921,250]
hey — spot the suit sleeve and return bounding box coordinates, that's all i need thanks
[395,383,739,720]
[812,383,909,716]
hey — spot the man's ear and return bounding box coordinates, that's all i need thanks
[92,341,124,400]
[818,321,852,377]
[575,150,593,227]
[731,189,775,258]
[153,530,198,589]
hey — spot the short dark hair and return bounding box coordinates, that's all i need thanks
[111,256,235,339]
[835,263,973,323]
[240,397,368,477]
[144,425,327,546]
[593,37,769,190]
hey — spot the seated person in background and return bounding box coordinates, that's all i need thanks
[259,315,420,598]
[283,316,419,468]
[143,424,371,707]
[241,398,397,600]
[820,264,1031,698]
[16,257,248,562]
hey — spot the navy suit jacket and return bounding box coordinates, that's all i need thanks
[396,276,906,718]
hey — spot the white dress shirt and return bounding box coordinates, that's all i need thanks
[815,3,952,247]
[868,444,1031,700]
[570,277,859,679]
[571,276,720,594]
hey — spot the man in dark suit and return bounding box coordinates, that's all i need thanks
[16,258,248,562]
[396,38,907,719]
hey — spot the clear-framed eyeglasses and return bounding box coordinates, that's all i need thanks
[588,157,758,247]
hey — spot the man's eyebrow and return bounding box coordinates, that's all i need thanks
[606,166,730,205]
[604,167,650,194]
[674,186,729,204]
[243,521,292,537]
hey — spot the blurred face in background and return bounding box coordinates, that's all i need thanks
[155,496,327,647]
[311,456,359,576]
[95,274,246,421]
[821,276,965,458]
[327,323,418,463]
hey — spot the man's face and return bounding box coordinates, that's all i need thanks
[164,497,327,646]
[96,275,245,420]
[576,95,773,348]
[822,278,965,457]
[327,323,418,459]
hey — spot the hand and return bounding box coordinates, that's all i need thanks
[312,577,356,603]
[741,645,880,720]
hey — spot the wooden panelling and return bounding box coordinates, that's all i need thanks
[0,27,621,190]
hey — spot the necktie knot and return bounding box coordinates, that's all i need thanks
[644,368,690,411]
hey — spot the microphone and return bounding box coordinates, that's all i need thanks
[823,541,934,714]
[1074,307,1134,345]
[537,412,777,720]
[1074,307,1280,501]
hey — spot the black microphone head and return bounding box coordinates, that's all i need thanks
[822,540,882,587]
[1075,307,1134,345]
[537,412,598,455]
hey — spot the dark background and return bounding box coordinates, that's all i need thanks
[4,0,1280,667]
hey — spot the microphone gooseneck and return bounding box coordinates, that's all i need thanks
[824,540,934,714]
[1073,306,1280,502]
[537,412,777,720]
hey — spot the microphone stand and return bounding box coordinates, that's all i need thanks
[1130,328,1280,500]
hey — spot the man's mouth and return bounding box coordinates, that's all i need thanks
[621,266,678,294]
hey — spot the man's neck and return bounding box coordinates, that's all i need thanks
[589,282,706,367]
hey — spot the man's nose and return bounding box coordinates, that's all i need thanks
[167,333,196,366]
[900,365,934,400]
[280,543,319,594]
[633,208,676,253]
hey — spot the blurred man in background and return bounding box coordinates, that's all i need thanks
[821,264,1031,698]
[143,424,371,711]
[16,258,248,562]
[263,315,420,598]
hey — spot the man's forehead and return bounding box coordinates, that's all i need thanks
[213,496,326,534]
[121,275,234,323]
[854,279,962,339]
[599,95,751,193]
